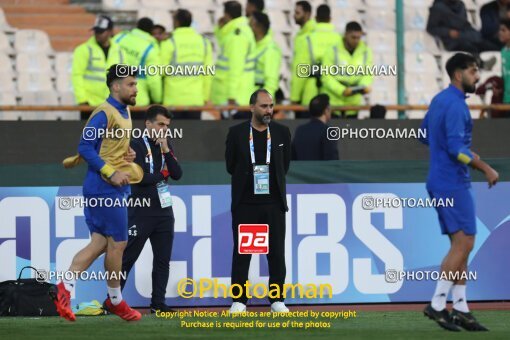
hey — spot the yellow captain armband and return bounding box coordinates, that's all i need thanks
[457,153,472,165]
[100,164,116,178]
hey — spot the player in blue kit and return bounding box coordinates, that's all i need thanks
[420,53,499,332]
[53,66,144,322]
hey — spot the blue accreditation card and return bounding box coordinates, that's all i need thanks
[253,165,270,195]
[156,181,173,208]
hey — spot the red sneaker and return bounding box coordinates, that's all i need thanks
[50,282,76,321]
[104,298,141,321]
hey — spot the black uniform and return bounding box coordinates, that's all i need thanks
[121,136,182,308]
[225,120,291,305]
[291,118,339,160]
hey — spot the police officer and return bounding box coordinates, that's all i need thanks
[114,18,162,106]
[72,15,124,107]
[121,105,182,313]
[290,1,315,117]
[212,1,256,115]
[249,12,281,99]
[321,21,373,118]
[291,4,340,114]
[160,9,213,119]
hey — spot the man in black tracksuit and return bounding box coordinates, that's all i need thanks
[121,105,182,312]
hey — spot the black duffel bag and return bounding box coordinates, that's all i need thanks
[0,266,58,316]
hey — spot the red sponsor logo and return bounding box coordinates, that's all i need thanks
[238,224,269,254]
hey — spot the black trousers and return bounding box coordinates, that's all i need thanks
[231,203,286,304]
[121,213,175,306]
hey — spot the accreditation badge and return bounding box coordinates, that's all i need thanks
[253,165,270,195]
[156,181,173,208]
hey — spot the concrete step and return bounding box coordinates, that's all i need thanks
[1,5,85,14]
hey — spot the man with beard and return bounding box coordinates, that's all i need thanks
[55,65,144,322]
[290,1,316,117]
[420,53,499,332]
[225,89,291,313]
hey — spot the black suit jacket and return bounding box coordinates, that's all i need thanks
[291,118,339,160]
[225,120,291,213]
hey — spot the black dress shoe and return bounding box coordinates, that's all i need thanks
[451,309,489,331]
[423,304,461,331]
[150,304,176,313]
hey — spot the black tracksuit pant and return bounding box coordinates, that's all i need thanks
[231,203,286,305]
[121,211,175,307]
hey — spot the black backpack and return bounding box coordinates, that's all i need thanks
[0,266,58,316]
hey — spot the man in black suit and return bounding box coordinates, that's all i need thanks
[291,94,339,160]
[225,89,291,313]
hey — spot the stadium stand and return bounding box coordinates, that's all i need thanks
[0,0,507,120]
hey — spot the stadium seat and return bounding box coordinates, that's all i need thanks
[370,89,397,106]
[58,92,80,120]
[0,32,14,54]
[405,53,439,74]
[267,11,291,34]
[138,9,172,31]
[273,32,291,57]
[404,31,441,55]
[17,73,54,92]
[364,0,396,10]
[190,11,214,34]
[14,30,53,55]
[16,53,53,74]
[0,72,15,92]
[405,110,427,119]
[365,32,396,54]
[463,0,477,11]
[365,9,396,31]
[102,0,140,11]
[176,0,214,10]
[0,92,16,106]
[17,91,61,120]
[331,9,362,34]
[59,91,77,105]
[404,7,428,31]
[405,72,441,95]
[407,92,436,105]
[373,51,397,67]
[480,51,502,75]
[372,76,397,94]
[55,52,73,75]
[266,0,291,10]
[328,0,362,10]
[0,8,14,33]
[0,53,14,76]
[403,0,434,8]
[140,0,176,9]
[56,74,73,93]
[20,91,59,106]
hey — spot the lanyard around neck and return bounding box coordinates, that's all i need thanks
[143,136,165,174]
[249,123,271,165]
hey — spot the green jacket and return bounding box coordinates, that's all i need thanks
[502,46,510,103]
[321,37,373,115]
[160,27,213,106]
[114,28,162,106]
[211,17,256,105]
[291,22,341,105]
[253,33,281,98]
[72,36,123,106]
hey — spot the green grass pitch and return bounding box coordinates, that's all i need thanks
[1,311,509,339]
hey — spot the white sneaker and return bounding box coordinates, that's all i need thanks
[271,302,289,313]
[229,302,246,313]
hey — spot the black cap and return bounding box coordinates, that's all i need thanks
[92,15,114,33]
